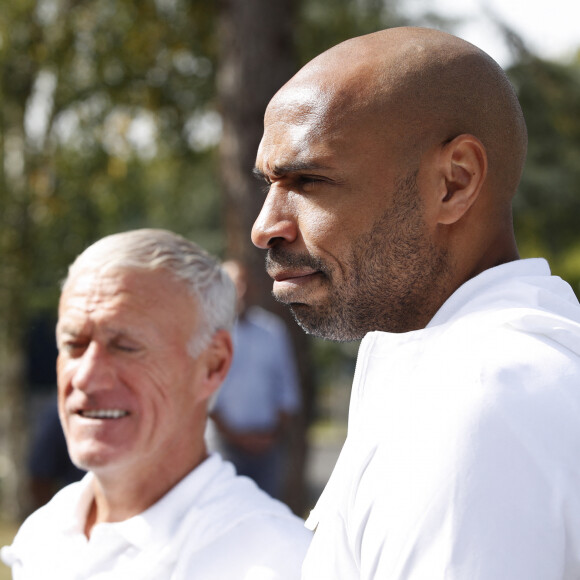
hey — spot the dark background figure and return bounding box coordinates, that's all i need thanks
[25,316,85,513]
[27,399,85,511]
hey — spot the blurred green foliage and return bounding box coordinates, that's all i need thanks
[0,0,578,444]
[0,0,222,324]
[509,52,580,295]
[296,0,405,63]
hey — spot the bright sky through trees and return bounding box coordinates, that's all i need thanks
[406,0,580,66]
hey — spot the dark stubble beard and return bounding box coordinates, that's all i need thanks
[266,171,452,341]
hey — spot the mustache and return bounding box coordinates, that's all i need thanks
[265,247,328,275]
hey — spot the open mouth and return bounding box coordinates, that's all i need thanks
[77,410,129,419]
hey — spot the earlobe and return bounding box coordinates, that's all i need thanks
[438,134,487,225]
[201,330,233,399]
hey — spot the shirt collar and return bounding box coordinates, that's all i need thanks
[57,472,95,536]
[89,454,225,551]
[427,258,551,328]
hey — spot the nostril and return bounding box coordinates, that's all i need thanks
[267,236,285,248]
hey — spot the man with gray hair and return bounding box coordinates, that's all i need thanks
[2,229,311,579]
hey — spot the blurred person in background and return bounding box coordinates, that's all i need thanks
[24,316,85,513]
[209,260,301,500]
[27,397,85,511]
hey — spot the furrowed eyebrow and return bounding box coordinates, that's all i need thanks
[253,162,330,180]
[56,324,83,338]
[252,167,268,181]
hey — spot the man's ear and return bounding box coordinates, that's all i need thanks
[199,329,233,400]
[436,134,488,225]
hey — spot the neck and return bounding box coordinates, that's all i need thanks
[444,208,520,302]
[84,446,208,538]
[464,231,520,284]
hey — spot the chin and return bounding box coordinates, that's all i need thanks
[290,303,365,343]
[273,275,328,307]
[272,287,297,306]
[69,443,123,473]
[288,304,334,340]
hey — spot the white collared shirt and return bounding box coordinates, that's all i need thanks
[2,454,312,579]
[303,259,580,579]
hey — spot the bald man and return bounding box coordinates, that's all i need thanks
[252,27,580,579]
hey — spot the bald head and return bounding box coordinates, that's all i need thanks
[270,27,527,200]
[252,27,526,337]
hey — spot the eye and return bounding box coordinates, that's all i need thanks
[258,176,272,195]
[296,175,329,192]
[252,168,272,196]
[111,337,141,353]
[59,340,88,357]
[115,344,138,353]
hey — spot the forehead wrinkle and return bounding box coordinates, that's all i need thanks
[57,294,158,351]
[258,121,344,177]
[59,288,125,324]
[58,272,145,333]
[57,300,125,335]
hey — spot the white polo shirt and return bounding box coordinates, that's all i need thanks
[2,454,312,579]
[303,259,580,579]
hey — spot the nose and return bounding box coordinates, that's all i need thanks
[251,188,298,249]
[68,343,115,394]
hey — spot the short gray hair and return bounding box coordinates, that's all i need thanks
[62,229,236,357]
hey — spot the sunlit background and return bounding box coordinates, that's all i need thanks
[0,2,579,573]
[408,0,580,66]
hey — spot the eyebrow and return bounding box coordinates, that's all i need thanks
[252,161,331,181]
[55,323,84,337]
[57,322,136,340]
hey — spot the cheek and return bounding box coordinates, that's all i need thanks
[56,356,74,397]
[297,204,345,246]
[129,362,187,416]
[305,215,357,266]
[56,353,65,380]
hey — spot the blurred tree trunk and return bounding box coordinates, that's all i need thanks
[0,86,33,522]
[0,313,29,521]
[217,0,315,515]
[217,0,294,280]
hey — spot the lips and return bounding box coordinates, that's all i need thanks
[271,269,324,303]
[271,269,321,290]
[77,409,129,419]
[272,269,318,282]
[265,248,325,281]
